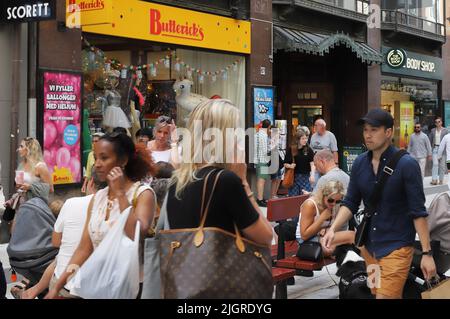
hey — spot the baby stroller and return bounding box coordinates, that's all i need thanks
[7,197,58,287]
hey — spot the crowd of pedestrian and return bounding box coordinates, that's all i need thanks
[1,103,448,299]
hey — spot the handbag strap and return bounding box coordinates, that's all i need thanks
[194,169,248,252]
[199,169,224,228]
[199,168,218,221]
[365,149,408,216]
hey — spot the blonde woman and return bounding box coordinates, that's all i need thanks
[147,116,181,167]
[297,180,354,256]
[16,137,53,197]
[167,99,273,247]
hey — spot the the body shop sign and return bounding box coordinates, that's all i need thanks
[43,72,82,185]
[382,47,443,80]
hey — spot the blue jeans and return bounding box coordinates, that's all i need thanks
[432,146,446,182]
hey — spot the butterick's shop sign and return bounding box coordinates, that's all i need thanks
[0,0,55,23]
[42,71,82,185]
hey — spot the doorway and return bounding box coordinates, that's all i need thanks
[291,105,323,136]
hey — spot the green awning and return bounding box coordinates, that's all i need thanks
[274,26,384,64]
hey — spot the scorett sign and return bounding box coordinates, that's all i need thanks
[0,0,56,24]
[382,47,443,80]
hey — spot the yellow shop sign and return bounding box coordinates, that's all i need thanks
[66,0,113,26]
[76,1,251,54]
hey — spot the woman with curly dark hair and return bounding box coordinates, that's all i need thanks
[45,132,156,299]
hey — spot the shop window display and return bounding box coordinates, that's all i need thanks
[81,40,246,139]
[381,76,439,136]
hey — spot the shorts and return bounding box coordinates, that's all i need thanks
[271,167,285,180]
[360,246,414,298]
[256,164,270,180]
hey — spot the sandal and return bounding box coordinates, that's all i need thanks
[10,279,30,299]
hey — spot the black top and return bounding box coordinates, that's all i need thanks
[284,146,315,174]
[167,167,260,233]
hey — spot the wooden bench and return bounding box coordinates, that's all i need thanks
[271,240,299,260]
[267,195,335,299]
[272,267,296,284]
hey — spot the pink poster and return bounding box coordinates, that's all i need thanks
[43,72,82,185]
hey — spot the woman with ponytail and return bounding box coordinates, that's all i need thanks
[45,132,156,299]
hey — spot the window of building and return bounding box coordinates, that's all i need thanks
[381,75,439,136]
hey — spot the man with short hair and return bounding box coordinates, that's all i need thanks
[254,119,272,207]
[408,123,432,179]
[310,119,339,185]
[312,150,349,194]
[323,108,436,299]
[310,119,339,163]
[429,117,448,185]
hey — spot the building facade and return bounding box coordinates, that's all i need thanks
[272,0,447,163]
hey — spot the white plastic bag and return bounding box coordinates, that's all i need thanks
[68,207,140,299]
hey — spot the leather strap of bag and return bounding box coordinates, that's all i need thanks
[199,169,218,221]
[194,169,246,252]
[199,169,224,227]
[364,149,408,217]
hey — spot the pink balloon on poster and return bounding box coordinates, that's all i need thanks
[69,157,80,179]
[44,122,57,148]
[55,120,68,134]
[44,150,55,168]
[56,147,71,168]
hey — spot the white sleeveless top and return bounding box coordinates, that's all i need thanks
[295,198,332,241]
[88,182,152,248]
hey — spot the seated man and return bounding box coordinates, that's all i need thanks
[311,150,349,194]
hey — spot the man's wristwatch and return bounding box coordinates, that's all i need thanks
[421,250,433,256]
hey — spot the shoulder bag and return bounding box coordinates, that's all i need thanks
[355,150,407,247]
[282,154,295,188]
[296,199,323,261]
[159,169,273,299]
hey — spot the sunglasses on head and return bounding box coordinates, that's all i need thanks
[158,116,172,124]
[109,132,123,138]
[327,198,342,204]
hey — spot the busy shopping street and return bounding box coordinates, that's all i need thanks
[1,0,450,303]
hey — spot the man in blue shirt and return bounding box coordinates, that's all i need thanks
[323,108,436,299]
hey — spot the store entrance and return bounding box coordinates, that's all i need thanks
[291,105,323,136]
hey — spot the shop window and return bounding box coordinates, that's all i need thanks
[82,44,246,137]
[381,75,439,139]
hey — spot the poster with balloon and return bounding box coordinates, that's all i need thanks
[43,71,82,185]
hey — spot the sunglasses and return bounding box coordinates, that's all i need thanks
[327,198,342,204]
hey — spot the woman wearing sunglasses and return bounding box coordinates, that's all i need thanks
[147,115,181,168]
[296,180,354,256]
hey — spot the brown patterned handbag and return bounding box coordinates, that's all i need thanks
[159,169,273,299]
